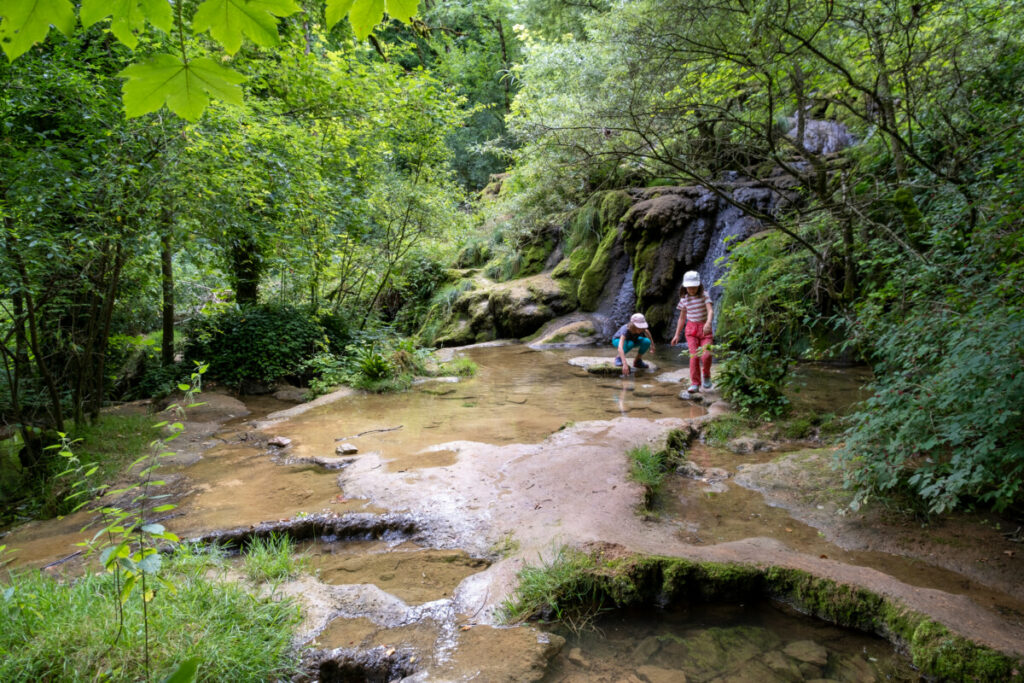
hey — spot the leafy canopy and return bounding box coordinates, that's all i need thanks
[0,0,423,120]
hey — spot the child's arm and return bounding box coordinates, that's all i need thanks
[703,298,713,335]
[645,329,655,353]
[617,336,631,376]
[670,303,686,345]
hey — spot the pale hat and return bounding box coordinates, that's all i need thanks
[683,271,701,287]
[629,313,649,329]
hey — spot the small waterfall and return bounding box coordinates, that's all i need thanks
[608,264,636,332]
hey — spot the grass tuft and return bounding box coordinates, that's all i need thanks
[498,546,601,631]
[242,533,307,583]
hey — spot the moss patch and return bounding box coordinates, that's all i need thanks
[519,236,555,277]
[577,225,619,311]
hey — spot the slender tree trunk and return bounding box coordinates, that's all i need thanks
[5,227,64,431]
[161,218,175,366]
[87,243,124,421]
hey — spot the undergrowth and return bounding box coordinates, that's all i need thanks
[0,544,302,682]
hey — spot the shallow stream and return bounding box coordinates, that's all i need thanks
[5,343,1021,680]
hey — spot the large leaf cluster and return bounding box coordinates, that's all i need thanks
[0,0,422,120]
[183,304,326,389]
[839,229,1024,514]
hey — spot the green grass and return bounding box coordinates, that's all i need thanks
[1,414,156,525]
[0,545,302,682]
[242,533,308,583]
[627,444,666,492]
[498,546,600,628]
[437,357,478,377]
[702,414,754,448]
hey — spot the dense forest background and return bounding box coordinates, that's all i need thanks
[2,0,1022,523]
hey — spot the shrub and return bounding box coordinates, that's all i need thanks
[715,231,815,418]
[838,294,1024,514]
[183,304,325,389]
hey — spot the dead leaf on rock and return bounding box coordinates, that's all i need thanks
[386,647,395,656]
[1004,550,1015,557]
[460,625,472,631]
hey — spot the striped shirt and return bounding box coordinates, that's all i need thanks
[677,292,711,322]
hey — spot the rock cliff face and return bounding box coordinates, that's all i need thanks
[423,176,796,346]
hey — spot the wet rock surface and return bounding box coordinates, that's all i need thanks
[568,355,660,375]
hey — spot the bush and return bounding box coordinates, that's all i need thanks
[838,293,1024,514]
[715,231,815,418]
[183,304,326,390]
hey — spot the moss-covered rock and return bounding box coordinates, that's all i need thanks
[578,225,620,311]
[599,190,634,229]
[519,236,555,277]
[422,274,574,345]
[505,551,1024,682]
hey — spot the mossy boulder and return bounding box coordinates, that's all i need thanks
[518,235,556,277]
[423,274,574,346]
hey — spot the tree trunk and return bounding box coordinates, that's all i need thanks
[161,221,175,366]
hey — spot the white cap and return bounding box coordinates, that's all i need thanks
[629,313,649,329]
[683,271,701,287]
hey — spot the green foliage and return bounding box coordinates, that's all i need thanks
[838,283,1024,514]
[0,414,155,526]
[498,546,601,628]
[702,415,754,449]
[242,533,307,583]
[0,545,302,682]
[184,305,325,389]
[0,0,421,119]
[715,232,816,419]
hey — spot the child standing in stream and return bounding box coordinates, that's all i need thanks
[612,313,655,377]
[670,271,714,392]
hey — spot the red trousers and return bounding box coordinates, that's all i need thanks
[685,320,713,385]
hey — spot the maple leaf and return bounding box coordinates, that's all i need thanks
[325,0,355,29]
[348,0,383,39]
[0,0,76,61]
[119,53,245,121]
[192,0,301,55]
[385,0,418,24]
[81,0,173,48]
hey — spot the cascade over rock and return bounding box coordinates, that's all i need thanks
[425,174,798,346]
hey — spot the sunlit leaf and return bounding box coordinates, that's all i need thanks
[0,0,76,61]
[192,0,301,54]
[141,523,166,534]
[139,0,172,32]
[325,0,354,28]
[384,0,417,23]
[119,53,245,121]
[120,575,138,603]
[348,0,384,39]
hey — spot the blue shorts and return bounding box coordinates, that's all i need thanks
[612,336,651,355]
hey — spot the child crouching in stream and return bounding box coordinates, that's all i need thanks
[612,313,656,377]
[670,270,713,392]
